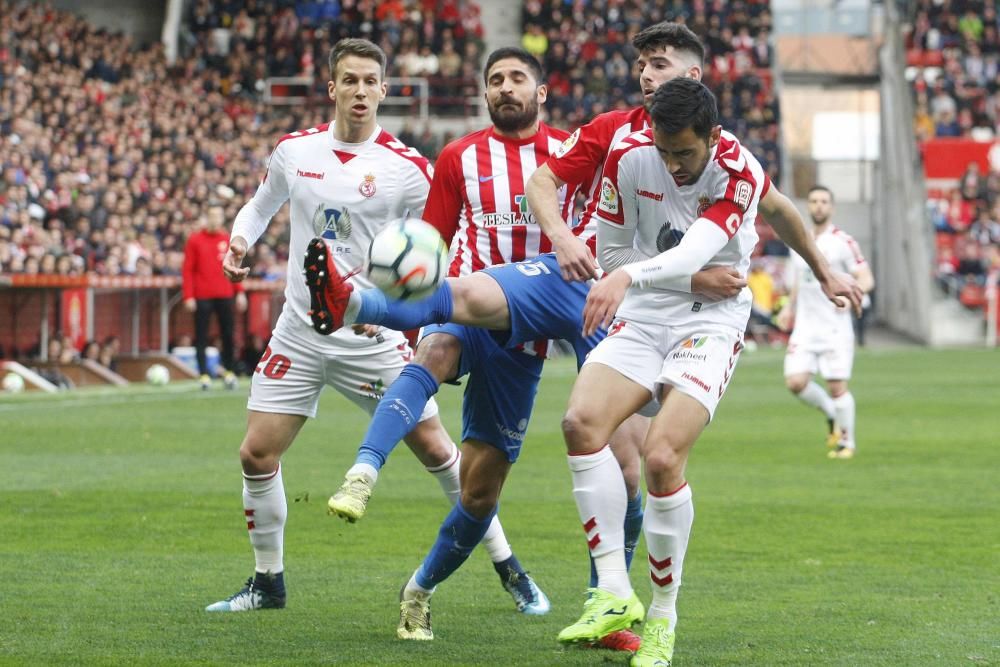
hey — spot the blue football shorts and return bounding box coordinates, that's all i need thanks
[421,322,543,463]
[481,253,606,368]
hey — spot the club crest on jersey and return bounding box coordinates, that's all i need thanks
[359,173,376,198]
[697,196,712,217]
[554,128,580,158]
[312,204,353,241]
[599,177,619,215]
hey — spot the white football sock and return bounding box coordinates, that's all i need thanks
[645,483,694,628]
[832,391,856,448]
[427,444,512,562]
[243,465,287,574]
[795,381,836,420]
[567,445,630,598]
[404,570,435,596]
[347,463,378,483]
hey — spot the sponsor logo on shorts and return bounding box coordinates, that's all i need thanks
[360,377,386,400]
[673,336,709,361]
[608,320,627,336]
[681,372,711,393]
[496,417,529,443]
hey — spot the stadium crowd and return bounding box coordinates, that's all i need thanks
[905,0,1000,308]
[522,0,782,186]
[1,0,790,284]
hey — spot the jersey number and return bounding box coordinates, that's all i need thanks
[255,345,291,379]
[515,261,553,277]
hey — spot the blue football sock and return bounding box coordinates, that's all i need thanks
[355,364,440,470]
[415,501,496,589]
[493,554,526,581]
[355,283,453,330]
[253,570,285,596]
[623,491,644,572]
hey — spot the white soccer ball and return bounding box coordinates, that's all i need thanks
[145,363,170,386]
[2,372,25,393]
[365,218,448,301]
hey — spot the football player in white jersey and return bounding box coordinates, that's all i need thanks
[557,79,863,666]
[776,185,874,459]
[206,38,529,614]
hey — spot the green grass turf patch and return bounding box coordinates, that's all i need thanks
[1,347,996,665]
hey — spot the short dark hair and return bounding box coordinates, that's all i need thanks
[808,185,834,202]
[632,22,705,67]
[650,78,718,139]
[483,47,544,85]
[328,38,387,80]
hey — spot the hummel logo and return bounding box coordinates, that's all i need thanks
[603,607,628,616]
[479,173,503,183]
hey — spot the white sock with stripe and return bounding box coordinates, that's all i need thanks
[243,465,287,574]
[645,483,694,628]
[567,445,630,598]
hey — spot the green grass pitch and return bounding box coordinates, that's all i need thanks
[1,347,997,665]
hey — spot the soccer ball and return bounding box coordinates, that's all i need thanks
[365,218,448,300]
[145,363,170,386]
[2,372,25,393]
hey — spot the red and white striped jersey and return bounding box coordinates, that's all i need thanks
[232,122,432,348]
[787,225,868,342]
[423,123,573,277]
[596,129,770,330]
[545,106,650,253]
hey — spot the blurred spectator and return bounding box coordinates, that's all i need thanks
[99,336,120,373]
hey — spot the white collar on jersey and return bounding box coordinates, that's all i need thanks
[328,123,382,151]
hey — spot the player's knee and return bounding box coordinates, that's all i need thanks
[414,334,461,382]
[561,407,599,452]
[239,437,280,475]
[643,442,683,478]
[459,486,498,520]
[785,376,808,394]
[404,420,454,467]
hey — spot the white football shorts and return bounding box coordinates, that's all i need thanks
[247,319,439,421]
[584,318,744,421]
[783,337,854,381]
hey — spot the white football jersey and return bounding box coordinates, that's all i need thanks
[232,122,432,348]
[595,129,769,330]
[787,225,867,344]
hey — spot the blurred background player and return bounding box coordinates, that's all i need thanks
[557,79,862,666]
[206,38,532,614]
[182,202,247,389]
[776,185,874,459]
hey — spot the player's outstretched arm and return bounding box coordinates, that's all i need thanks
[758,186,863,315]
[526,164,597,281]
